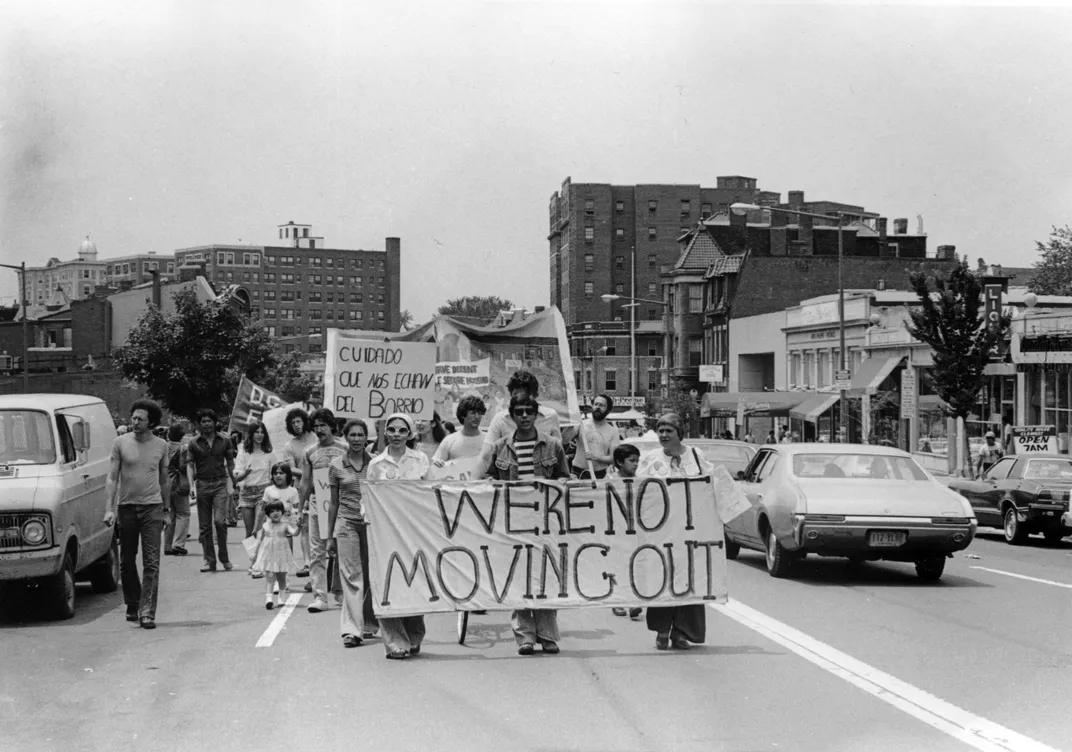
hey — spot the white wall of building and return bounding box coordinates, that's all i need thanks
[729,310,786,392]
[110,277,216,347]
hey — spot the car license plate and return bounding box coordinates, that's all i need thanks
[869,531,906,547]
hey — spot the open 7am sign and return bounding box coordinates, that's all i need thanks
[1011,425,1057,453]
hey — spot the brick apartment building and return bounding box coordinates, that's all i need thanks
[547,175,884,405]
[174,222,402,355]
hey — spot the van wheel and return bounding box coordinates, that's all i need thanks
[48,552,77,620]
[90,536,120,593]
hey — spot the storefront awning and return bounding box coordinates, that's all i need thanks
[847,356,903,396]
[701,391,811,419]
[789,393,840,423]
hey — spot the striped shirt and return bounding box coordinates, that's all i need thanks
[328,452,370,523]
[514,439,537,480]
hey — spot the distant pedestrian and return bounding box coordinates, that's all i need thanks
[764,430,776,444]
[744,429,755,444]
[284,408,317,580]
[104,399,170,629]
[187,408,237,573]
[249,499,298,610]
[163,423,191,557]
[975,430,1004,479]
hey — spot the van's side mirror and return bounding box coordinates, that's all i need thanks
[71,421,89,452]
[735,470,746,481]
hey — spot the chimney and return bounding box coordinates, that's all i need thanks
[150,270,161,308]
[788,190,805,206]
[877,217,887,240]
[729,208,747,230]
[936,245,956,261]
[799,213,814,251]
[893,218,908,235]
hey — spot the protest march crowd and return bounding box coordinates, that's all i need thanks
[105,367,717,659]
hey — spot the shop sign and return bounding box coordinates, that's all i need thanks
[900,368,917,419]
[1011,425,1057,454]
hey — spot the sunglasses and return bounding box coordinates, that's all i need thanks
[384,427,410,435]
[512,407,537,417]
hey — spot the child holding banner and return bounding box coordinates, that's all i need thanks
[608,444,643,621]
[367,413,431,660]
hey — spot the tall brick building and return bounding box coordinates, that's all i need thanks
[174,222,402,355]
[548,175,882,404]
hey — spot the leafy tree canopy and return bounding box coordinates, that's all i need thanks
[904,262,1010,420]
[251,350,322,407]
[113,288,278,419]
[1028,225,1072,295]
[399,309,415,331]
[436,296,515,322]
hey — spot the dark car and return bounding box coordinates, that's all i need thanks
[948,454,1072,545]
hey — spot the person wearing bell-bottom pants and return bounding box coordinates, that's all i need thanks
[380,615,426,654]
[119,504,164,620]
[512,608,560,646]
[307,508,328,602]
[335,519,366,638]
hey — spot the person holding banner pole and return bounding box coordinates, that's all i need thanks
[297,408,348,614]
[284,408,317,579]
[481,394,570,656]
[326,419,377,648]
[367,413,431,660]
[636,413,714,651]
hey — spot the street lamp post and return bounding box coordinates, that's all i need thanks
[601,291,669,401]
[0,261,29,393]
[731,203,849,443]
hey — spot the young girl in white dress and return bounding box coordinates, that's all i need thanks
[250,498,299,609]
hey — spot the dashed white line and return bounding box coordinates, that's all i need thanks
[712,600,1060,752]
[256,593,304,648]
[970,566,1072,590]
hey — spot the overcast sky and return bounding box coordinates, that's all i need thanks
[2,1,1071,321]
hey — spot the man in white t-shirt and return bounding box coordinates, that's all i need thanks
[571,394,620,479]
[482,370,561,451]
[434,395,487,464]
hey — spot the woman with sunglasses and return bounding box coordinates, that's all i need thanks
[479,393,570,656]
[636,412,714,651]
[367,412,431,660]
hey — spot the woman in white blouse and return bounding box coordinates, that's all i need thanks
[235,421,278,540]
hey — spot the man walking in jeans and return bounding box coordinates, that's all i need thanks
[187,408,237,572]
[103,399,170,629]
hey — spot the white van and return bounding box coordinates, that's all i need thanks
[0,394,119,619]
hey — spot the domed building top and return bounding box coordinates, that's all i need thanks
[78,235,98,260]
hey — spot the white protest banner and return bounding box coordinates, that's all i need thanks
[427,455,483,482]
[312,468,332,539]
[434,359,490,390]
[363,477,728,617]
[1012,425,1057,454]
[324,330,437,421]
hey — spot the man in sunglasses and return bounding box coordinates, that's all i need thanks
[479,393,569,656]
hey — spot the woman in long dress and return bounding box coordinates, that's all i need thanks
[636,412,714,651]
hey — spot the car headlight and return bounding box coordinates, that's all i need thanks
[22,518,47,545]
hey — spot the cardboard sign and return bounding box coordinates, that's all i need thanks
[363,477,728,617]
[324,332,438,421]
[312,468,332,539]
[427,455,483,482]
[1012,425,1057,454]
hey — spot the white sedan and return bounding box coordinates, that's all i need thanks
[725,443,977,581]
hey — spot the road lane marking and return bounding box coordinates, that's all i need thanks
[970,567,1072,590]
[712,600,1060,752]
[256,593,303,648]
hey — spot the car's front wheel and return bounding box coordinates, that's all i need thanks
[764,528,794,578]
[915,556,946,581]
[1003,506,1029,545]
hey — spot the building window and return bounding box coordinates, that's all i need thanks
[311,308,322,320]
[605,369,617,391]
[340,276,348,286]
[350,276,361,285]
[325,258,334,268]
[615,228,624,239]
[352,259,363,269]
[647,283,657,297]
[264,290,276,301]
[681,200,691,215]
[264,273,276,283]
[647,254,656,268]
[689,284,703,313]
[615,256,624,270]
[266,326,276,336]
[584,281,594,297]
[615,201,624,213]
[264,308,276,318]
[326,310,334,321]
[648,370,659,392]
[614,283,624,294]
[701,203,712,219]
[680,227,689,236]
[281,291,294,301]
[349,310,361,320]
[217,252,225,265]
[378,293,384,304]
[584,199,594,215]
[584,254,594,272]
[350,293,362,304]
[310,257,322,268]
[377,311,384,321]
[584,227,594,242]
[689,338,702,367]
[647,227,656,240]
[310,275,321,285]
[309,291,322,302]
[648,200,657,213]
[308,343,322,353]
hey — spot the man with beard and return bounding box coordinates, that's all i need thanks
[297,408,348,613]
[571,394,620,480]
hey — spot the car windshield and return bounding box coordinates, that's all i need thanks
[0,409,57,465]
[1024,459,1072,481]
[793,453,929,481]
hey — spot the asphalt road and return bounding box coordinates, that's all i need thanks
[2,522,1070,752]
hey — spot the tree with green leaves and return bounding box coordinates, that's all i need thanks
[905,261,1010,474]
[1028,225,1072,295]
[436,296,515,322]
[113,288,278,419]
[399,309,415,331]
[253,350,322,406]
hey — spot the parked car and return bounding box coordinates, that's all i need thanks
[622,436,757,476]
[947,454,1072,545]
[725,443,976,581]
[0,395,120,619]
